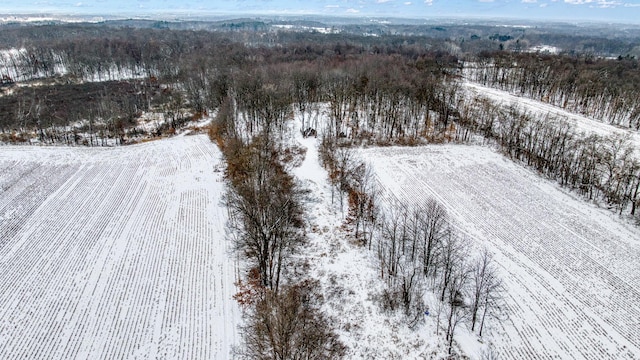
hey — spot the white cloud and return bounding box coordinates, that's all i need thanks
[325,4,340,8]
[521,0,537,3]
[564,0,622,5]
[346,8,360,13]
[424,0,433,4]
[479,0,495,2]
[376,0,392,3]
[595,1,620,7]
[404,1,413,4]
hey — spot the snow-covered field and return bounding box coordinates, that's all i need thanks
[361,144,640,359]
[3,102,639,359]
[461,80,640,147]
[0,134,239,359]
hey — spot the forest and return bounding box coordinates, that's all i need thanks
[2,19,640,358]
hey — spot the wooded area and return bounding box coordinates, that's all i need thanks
[469,51,640,128]
[2,20,640,358]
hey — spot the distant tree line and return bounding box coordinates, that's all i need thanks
[468,51,640,128]
[0,80,161,145]
[5,23,637,149]
[0,26,249,143]
[0,24,463,145]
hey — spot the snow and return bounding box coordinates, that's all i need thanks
[287,113,459,359]
[0,135,240,359]
[360,144,640,359]
[0,47,149,83]
[81,65,148,82]
[271,24,338,34]
[0,15,106,24]
[527,45,561,54]
[4,95,639,359]
[461,80,640,148]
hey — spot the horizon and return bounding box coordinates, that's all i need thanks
[0,0,639,25]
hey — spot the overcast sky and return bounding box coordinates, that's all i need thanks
[1,0,639,24]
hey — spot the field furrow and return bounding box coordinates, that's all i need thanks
[362,145,640,359]
[0,135,239,359]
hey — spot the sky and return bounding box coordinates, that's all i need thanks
[0,0,639,24]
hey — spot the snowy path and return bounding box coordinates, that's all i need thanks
[0,135,239,359]
[461,81,640,147]
[362,145,640,359]
[287,116,458,359]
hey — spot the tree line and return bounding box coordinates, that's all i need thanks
[468,51,640,128]
[457,95,640,217]
[209,77,346,358]
[318,137,505,356]
[1,24,463,146]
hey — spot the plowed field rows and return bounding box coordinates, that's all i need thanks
[361,145,640,359]
[0,135,238,359]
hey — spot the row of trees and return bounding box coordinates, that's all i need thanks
[468,51,640,128]
[1,81,200,145]
[2,22,639,146]
[319,55,461,144]
[210,89,346,359]
[457,96,640,216]
[209,51,462,147]
[318,136,504,355]
[0,26,244,83]
[0,25,248,144]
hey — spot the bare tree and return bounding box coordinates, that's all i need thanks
[420,199,450,279]
[437,232,468,303]
[224,136,304,293]
[377,203,427,318]
[377,203,408,282]
[477,263,505,338]
[398,255,426,318]
[237,282,346,360]
[469,248,501,332]
[347,162,379,244]
[444,262,470,355]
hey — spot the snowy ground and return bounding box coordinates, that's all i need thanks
[0,47,148,83]
[0,134,239,359]
[361,144,640,359]
[288,116,463,359]
[4,102,639,360]
[461,80,640,148]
